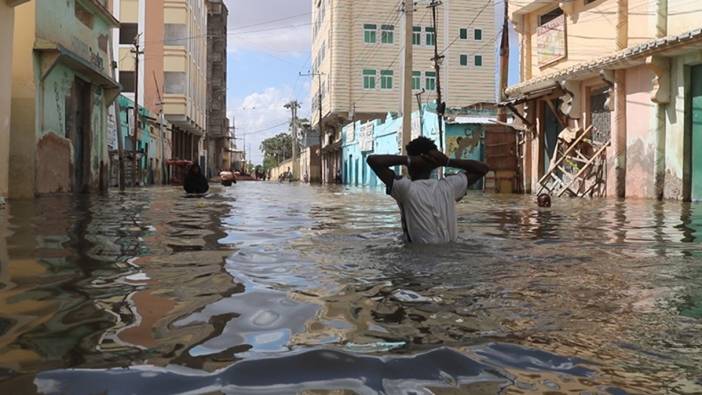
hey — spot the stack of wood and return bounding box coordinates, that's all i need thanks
[537,126,610,198]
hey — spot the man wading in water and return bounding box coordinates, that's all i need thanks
[367,137,489,244]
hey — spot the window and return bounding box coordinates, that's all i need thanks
[75,2,94,29]
[381,25,394,44]
[474,55,483,66]
[164,24,187,46]
[119,71,136,92]
[474,29,482,40]
[460,54,468,66]
[412,71,421,90]
[381,70,393,89]
[412,26,421,45]
[363,69,376,89]
[460,28,467,39]
[539,8,564,26]
[164,72,186,94]
[426,27,435,46]
[425,71,436,91]
[364,24,377,44]
[120,23,138,45]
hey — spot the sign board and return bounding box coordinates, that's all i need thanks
[537,14,567,67]
[106,107,118,150]
[411,113,421,139]
[359,122,374,152]
[346,124,355,144]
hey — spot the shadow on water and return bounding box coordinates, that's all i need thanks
[1,183,702,394]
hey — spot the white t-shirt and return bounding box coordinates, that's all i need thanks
[389,174,468,244]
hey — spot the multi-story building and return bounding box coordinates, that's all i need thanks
[506,0,702,201]
[112,0,208,175]
[206,0,229,177]
[9,0,120,197]
[310,0,496,183]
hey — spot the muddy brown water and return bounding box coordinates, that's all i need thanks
[0,182,701,394]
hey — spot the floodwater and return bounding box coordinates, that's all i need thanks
[0,182,701,394]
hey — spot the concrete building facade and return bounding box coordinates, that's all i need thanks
[112,0,208,173]
[10,0,120,198]
[506,0,702,201]
[311,0,496,183]
[205,0,229,178]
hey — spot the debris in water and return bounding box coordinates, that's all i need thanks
[391,289,438,303]
[345,341,406,353]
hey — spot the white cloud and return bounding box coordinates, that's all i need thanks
[225,0,312,55]
[229,86,298,164]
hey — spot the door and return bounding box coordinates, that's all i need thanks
[70,78,92,193]
[692,65,702,201]
[543,100,560,174]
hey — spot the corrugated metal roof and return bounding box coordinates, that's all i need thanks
[506,28,702,96]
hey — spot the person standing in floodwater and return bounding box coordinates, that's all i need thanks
[367,136,489,244]
[184,164,209,194]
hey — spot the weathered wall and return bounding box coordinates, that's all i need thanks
[0,3,15,198]
[269,159,294,181]
[10,1,37,199]
[625,65,656,198]
[665,51,702,200]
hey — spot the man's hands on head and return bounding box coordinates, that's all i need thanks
[411,149,449,171]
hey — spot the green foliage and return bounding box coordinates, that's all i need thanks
[260,133,293,169]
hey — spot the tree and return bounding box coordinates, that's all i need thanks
[260,133,293,169]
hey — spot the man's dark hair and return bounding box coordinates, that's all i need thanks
[406,136,437,156]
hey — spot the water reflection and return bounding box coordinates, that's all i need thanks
[0,184,701,394]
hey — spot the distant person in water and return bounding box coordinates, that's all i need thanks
[184,164,209,194]
[537,193,552,207]
[367,136,489,244]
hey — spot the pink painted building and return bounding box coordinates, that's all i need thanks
[505,0,702,201]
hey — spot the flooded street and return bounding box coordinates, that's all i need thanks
[1,182,702,394]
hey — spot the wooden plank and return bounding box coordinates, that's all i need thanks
[557,141,611,197]
[536,126,593,193]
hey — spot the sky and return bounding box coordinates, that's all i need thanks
[225,0,519,165]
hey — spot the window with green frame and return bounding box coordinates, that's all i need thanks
[460,54,468,66]
[425,71,436,90]
[363,69,376,89]
[381,25,394,44]
[412,71,421,90]
[459,28,467,39]
[474,55,483,66]
[426,27,435,46]
[381,70,393,89]
[412,26,421,45]
[363,24,377,44]
[474,28,482,40]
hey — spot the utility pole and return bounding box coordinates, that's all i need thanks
[109,36,126,192]
[152,71,167,185]
[131,34,144,187]
[300,71,324,183]
[498,0,510,122]
[284,100,301,181]
[401,0,414,161]
[429,0,446,156]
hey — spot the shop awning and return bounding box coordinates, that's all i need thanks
[35,41,121,104]
[506,28,702,97]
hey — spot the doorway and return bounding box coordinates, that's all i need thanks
[691,64,702,201]
[542,100,560,175]
[69,78,92,193]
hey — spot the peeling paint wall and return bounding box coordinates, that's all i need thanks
[10,1,38,199]
[0,3,15,198]
[625,65,657,198]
